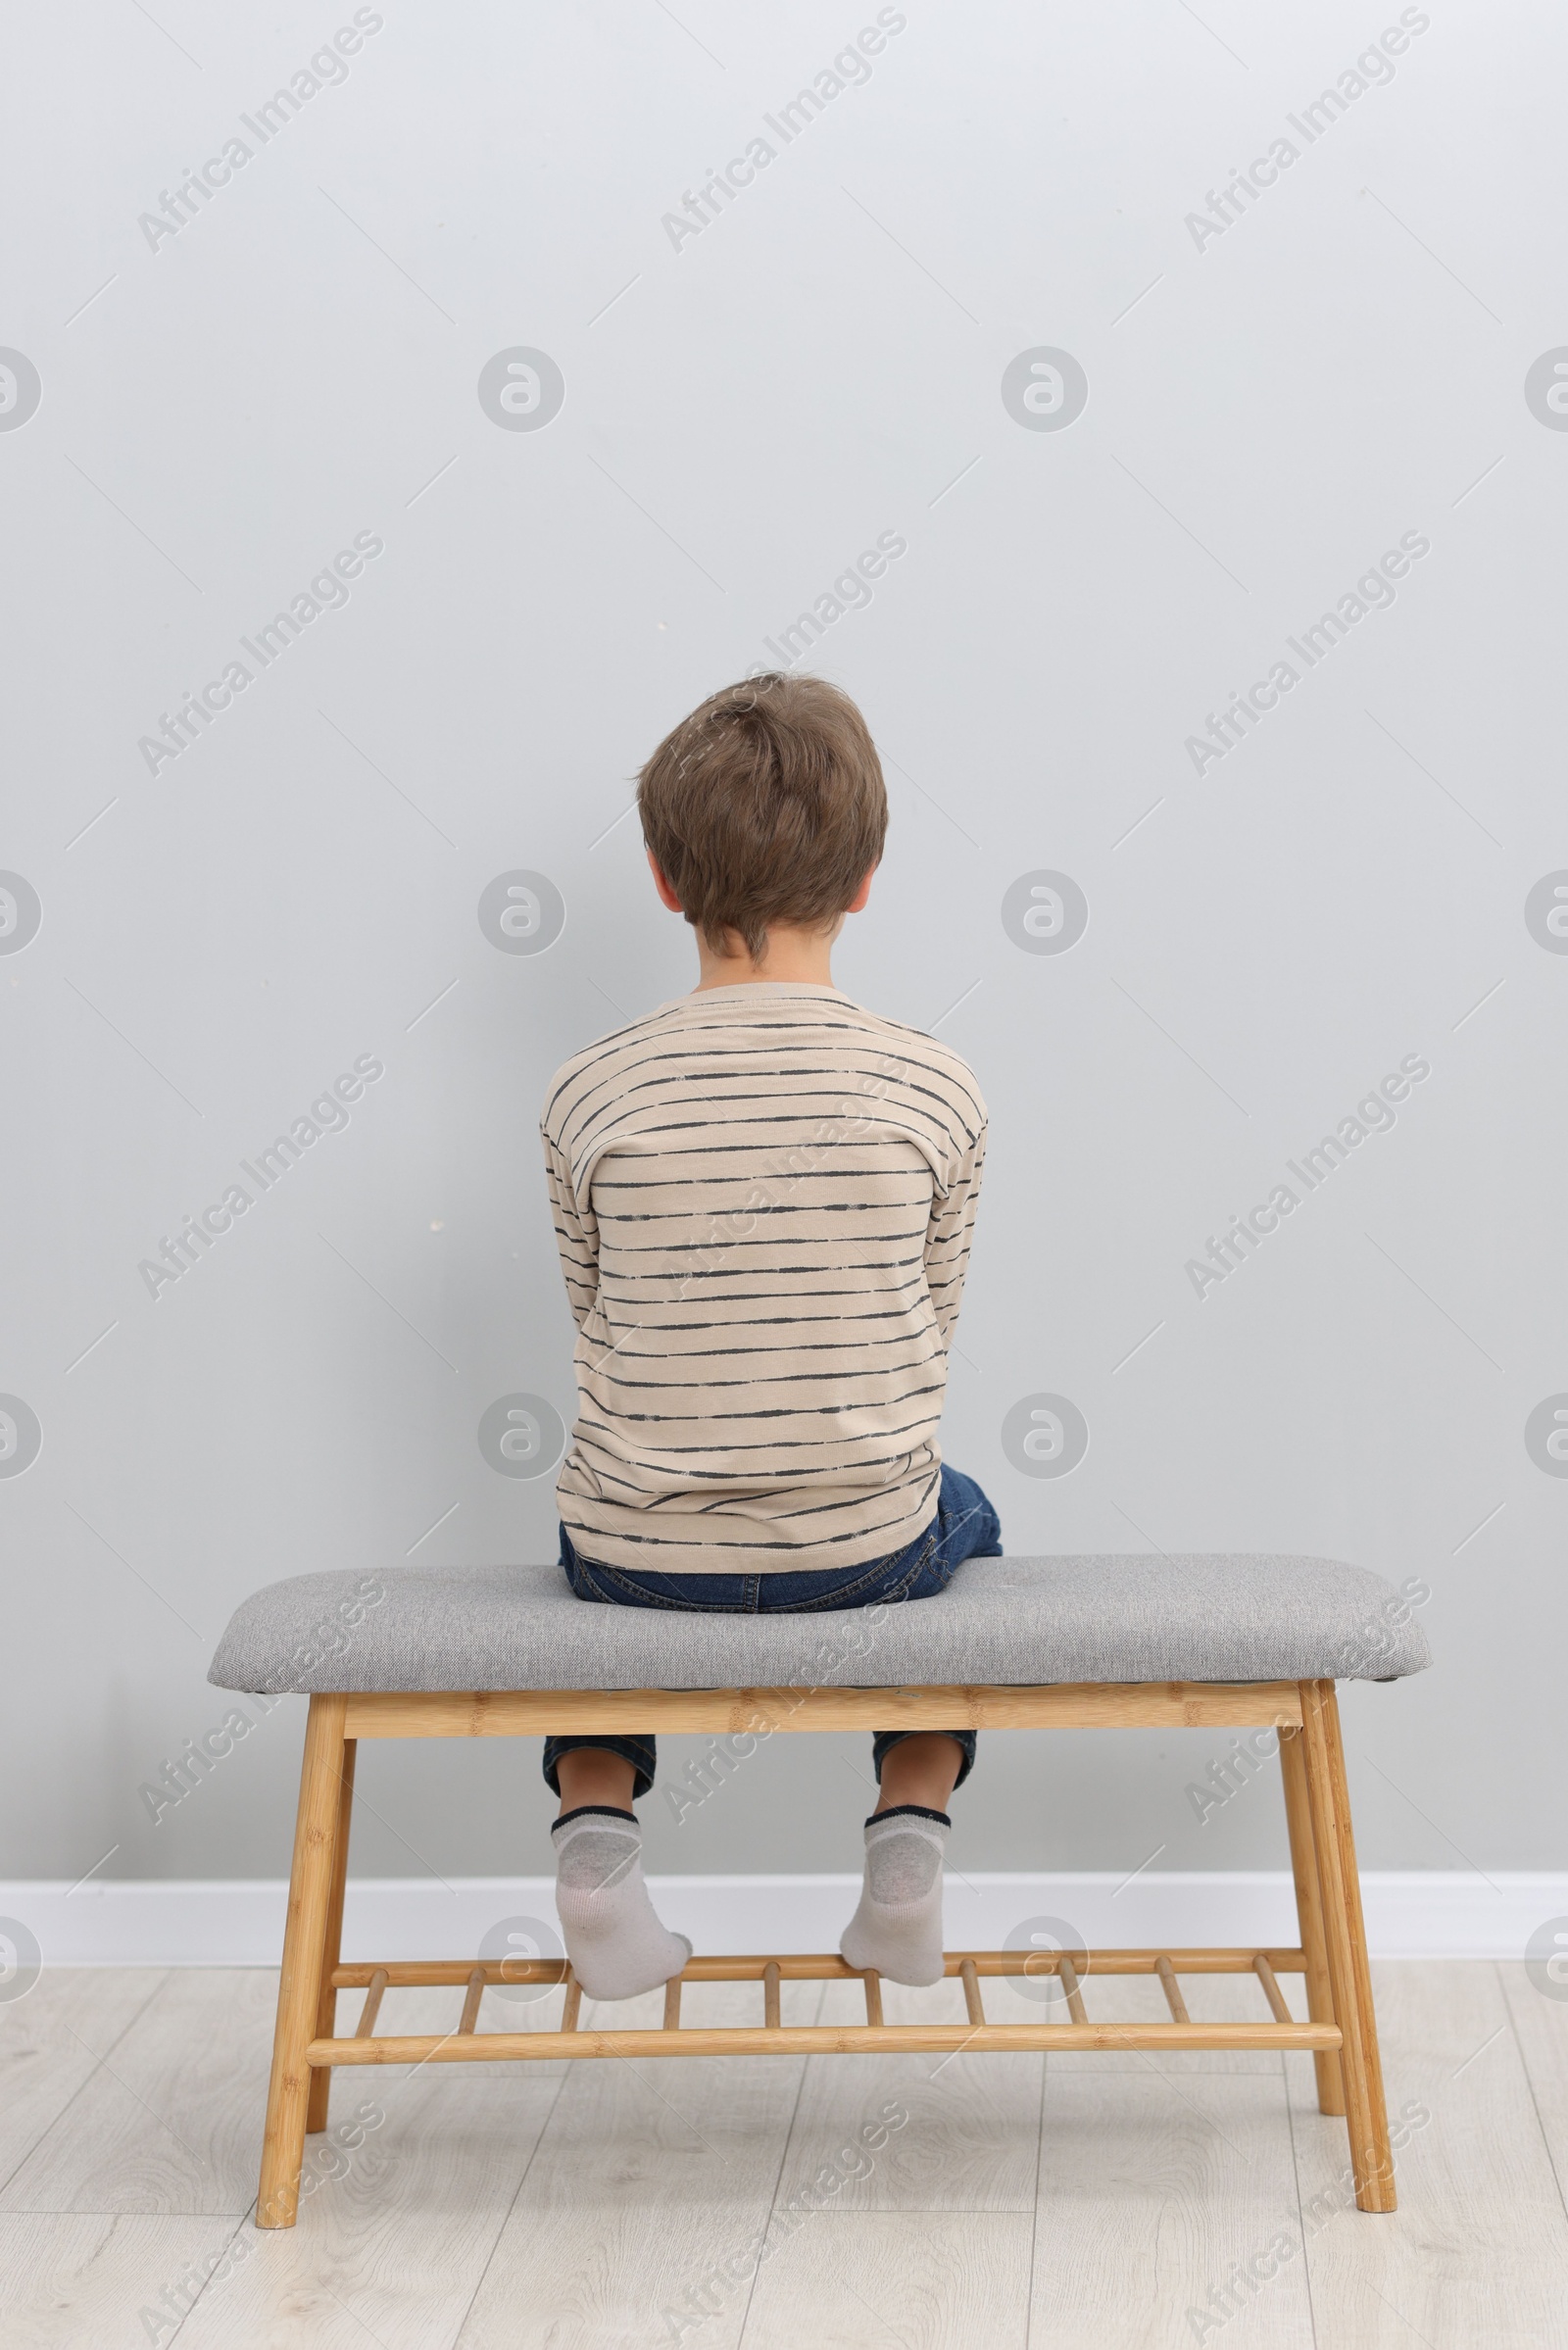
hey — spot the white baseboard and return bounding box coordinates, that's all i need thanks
[4,1872,1563,1967]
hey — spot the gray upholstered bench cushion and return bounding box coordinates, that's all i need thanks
[207,1554,1431,1695]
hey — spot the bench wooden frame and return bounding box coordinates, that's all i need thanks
[255,1677,1394,2228]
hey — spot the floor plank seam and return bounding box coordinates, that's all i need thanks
[0,2206,251,2220]
[446,2060,572,2350]
[0,1970,173,2203]
[782,2203,1027,2217]
[164,2209,251,2348]
[1494,1956,1568,2234]
[1023,2047,1048,2350]
[1280,2051,1321,2350]
[735,1993,818,2349]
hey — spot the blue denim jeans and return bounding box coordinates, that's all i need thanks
[543,1464,1002,1801]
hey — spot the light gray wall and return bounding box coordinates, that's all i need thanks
[4,0,1563,1893]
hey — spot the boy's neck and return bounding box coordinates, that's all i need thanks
[691,921,842,994]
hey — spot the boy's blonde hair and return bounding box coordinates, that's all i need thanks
[637,673,887,959]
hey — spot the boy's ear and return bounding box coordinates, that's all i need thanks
[845,863,877,915]
[646,850,685,913]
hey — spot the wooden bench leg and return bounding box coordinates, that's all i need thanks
[257,1693,349,2229]
[1298,1680,1396,2213]
[305,1736,357,2136]
[1278,1724,1345,2117]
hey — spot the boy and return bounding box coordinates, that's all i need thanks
[539,673,999,1997]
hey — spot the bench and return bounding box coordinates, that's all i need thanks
[207,1549,1431,2228]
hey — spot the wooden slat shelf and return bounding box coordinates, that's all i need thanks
[328,1946,1311,1989]
[309,2020,1342,2066]
[307,1943,1330,2066]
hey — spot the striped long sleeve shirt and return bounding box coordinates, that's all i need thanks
[541,982,987,1574]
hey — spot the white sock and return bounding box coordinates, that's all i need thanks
[551,1806,691,2001]
[839,1805,950,1987]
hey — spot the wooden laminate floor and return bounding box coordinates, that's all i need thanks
[2,1961,1566,2348]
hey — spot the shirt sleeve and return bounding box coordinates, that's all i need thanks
[542,1129,599,1332]
[924,1116,986,1346]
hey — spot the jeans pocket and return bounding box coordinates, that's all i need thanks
[870,1534,942,1611]
[564,1552,604,1602]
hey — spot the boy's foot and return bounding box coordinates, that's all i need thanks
[551,1806,691,2000]
[839,1805,950,1986]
